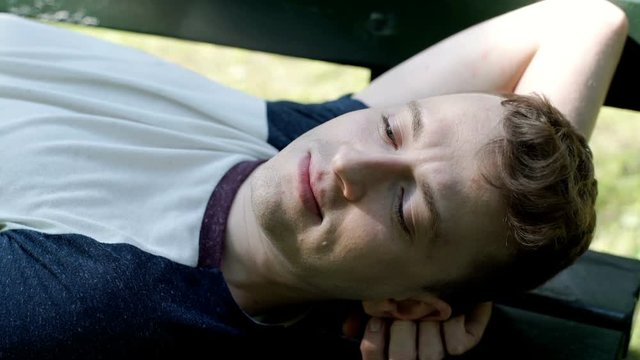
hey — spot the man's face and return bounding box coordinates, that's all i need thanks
[249,93,509,301]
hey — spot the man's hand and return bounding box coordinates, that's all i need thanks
[357,302,493,359]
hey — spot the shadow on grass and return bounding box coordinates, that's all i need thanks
[627,349,640,360]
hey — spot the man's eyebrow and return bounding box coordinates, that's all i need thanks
[408,100,424,142]
[407,101,440,240]
[420,178,440,241]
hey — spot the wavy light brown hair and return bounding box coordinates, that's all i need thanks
[440,93,598,309]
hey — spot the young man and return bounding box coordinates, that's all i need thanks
[0,0,628,358]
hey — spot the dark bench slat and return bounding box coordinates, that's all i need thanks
[461,304,626,360]
[2,0,639,110]
[497,250,640,358]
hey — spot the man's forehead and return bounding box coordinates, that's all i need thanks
[415,93,505,127]
[411,94,505,169]
[412,94,507,232]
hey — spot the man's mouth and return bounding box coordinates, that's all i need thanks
[298,152,323,221]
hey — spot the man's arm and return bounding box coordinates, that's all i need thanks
[513,0,628,138]
[354,0,628,138]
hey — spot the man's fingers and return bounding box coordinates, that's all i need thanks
[464,302,493,339]
[361,303,493,359]
[417,321,445,360]
[361,317,387,360]
[389,320,417,360]
[442,315,468,355]
[442,302,493,355]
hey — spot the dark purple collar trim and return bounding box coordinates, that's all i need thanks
[198,160,265,268]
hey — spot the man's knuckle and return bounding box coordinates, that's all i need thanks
[390,349,417,360]
[446,342,466,356]
[360,340,378,356]
[419,351,444,360]
[418,342,444,360]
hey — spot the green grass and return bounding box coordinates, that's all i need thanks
[51,22,370,103]
[57,22,640,359]
[591,106,640,360]
[591,107,640,259]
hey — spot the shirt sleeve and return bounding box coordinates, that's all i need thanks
[0,229,361,359]
[0,229,237,358]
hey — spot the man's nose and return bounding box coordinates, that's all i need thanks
[331,145,409,201]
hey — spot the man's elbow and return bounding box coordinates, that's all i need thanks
[584,0,629,37]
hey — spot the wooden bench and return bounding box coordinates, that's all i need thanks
[2,1,639,359]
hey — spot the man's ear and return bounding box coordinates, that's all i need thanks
[414,296,452,321]
[363,296,452,321]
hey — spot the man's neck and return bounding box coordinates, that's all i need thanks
[223,171,315,315]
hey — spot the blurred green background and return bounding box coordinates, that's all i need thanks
[58,23,640,359]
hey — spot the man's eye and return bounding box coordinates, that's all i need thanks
[382,114,397,147]
[395,188,410,235]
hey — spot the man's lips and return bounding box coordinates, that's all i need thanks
[298,152,322,220]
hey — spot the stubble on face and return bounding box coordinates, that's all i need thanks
[248,157,324,272]
[249,162,292,241]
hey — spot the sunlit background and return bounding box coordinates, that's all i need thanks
[49,22,640,359]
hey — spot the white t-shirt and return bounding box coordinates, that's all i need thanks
[0,14,278,266]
